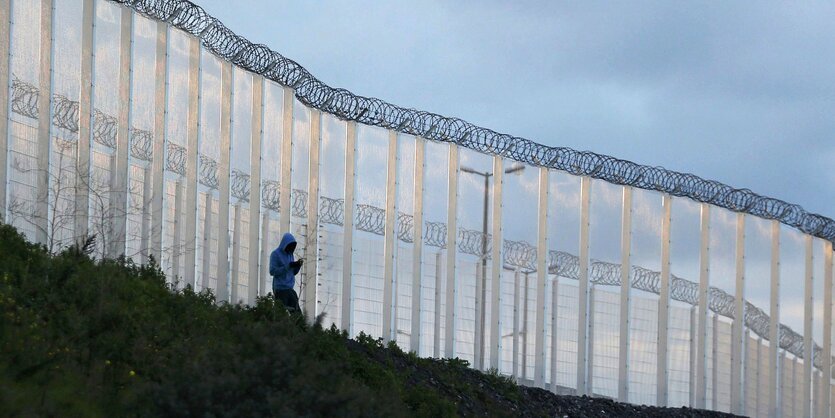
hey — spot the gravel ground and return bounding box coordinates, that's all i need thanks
[348,339,742,417]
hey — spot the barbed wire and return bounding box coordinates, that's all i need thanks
[165,143,186,176]
[261,180,279,211]
[109,0,835,246]
[230,169,250,202]
[319,196,344,226]
[197,155,218,188]
[290,190,306,218]
[10,77,38,119]
[129,128,153,162]
[92,110,117,149]
[10,78,156,162]
[53,94,80,133]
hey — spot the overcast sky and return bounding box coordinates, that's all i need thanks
[194,0,834,219]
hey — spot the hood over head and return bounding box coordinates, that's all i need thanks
[279,232,297,254]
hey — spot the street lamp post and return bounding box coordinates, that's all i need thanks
[461,162,524,370]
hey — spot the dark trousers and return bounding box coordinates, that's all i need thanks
[275,288,300,313]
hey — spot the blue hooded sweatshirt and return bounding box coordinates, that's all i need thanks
[270,233,301,292]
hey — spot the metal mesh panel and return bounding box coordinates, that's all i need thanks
[196,51,223,293]
[714,319,732,412]
[591,287,619,398]
[758,340,771,415]
[392,135,416,350]
[629,294,659,405]
[7,121,38,240]
[668,303,692,407]
[744,334,759,417]
[316,113,347,327]
[556,281,579,387]
[588,180,622,397]
[456,148,494,367]
[548,171,581,388]
[229,68,253,303]
[781,354,792,418]
[395,240,413,349]
[350,125,388,337]
[258,80,285,295]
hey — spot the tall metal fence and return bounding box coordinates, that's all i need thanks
[0,0,833,415]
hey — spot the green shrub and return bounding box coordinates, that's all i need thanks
[0,222,530,417]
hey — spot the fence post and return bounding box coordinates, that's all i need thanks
[803,234,813,417]
[696,203,711,408]
[0,0,11,221]
[182,34,200,289]
[588,283,595,392]
[434,250,442,359]
[822,242,833,418]
[489,155,504,370]
[618,186,633,402]
[278,88,293,246]
[382,130,398,341]
[201,192,212,291]
[34,0,54,246]
[689,305,697,407]
[303,110,320,320]
[444,144,459,358]
[341,121,357,334]
[523,272,530,381]
[742,328,759,415]
[781,350,788,416]
[171,179,182,282]
[410,137,425,354]
[791,355,798,416]
[756,336,763,417]
[550,276,560,392]
[513,267,521,379]
[474,260,484,369]
[247,76,264,302]
[576,176,591,395]
[768,219,781,418]
[657,194,672,406]
[149,20,167,262]
[215,62,233,303]
[712,313,718,409]
[231,203,241,302]
[140,165,151,262]
[731,213,746,413]
[534,166,549,387]
[259,210,270,296]
[107,4,132,257]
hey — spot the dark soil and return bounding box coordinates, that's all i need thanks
[347,339,742,417]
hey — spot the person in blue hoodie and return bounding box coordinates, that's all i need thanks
[270,232,303,312]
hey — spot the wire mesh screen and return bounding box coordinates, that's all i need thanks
[668,302,692,407]
[714,319,732,412]
[629,293,659,405]
[316,113,347,327]
[591,286,619,398]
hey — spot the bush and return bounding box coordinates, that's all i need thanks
[0,223,482,417]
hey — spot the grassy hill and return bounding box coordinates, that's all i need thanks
[0,223,738,417]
